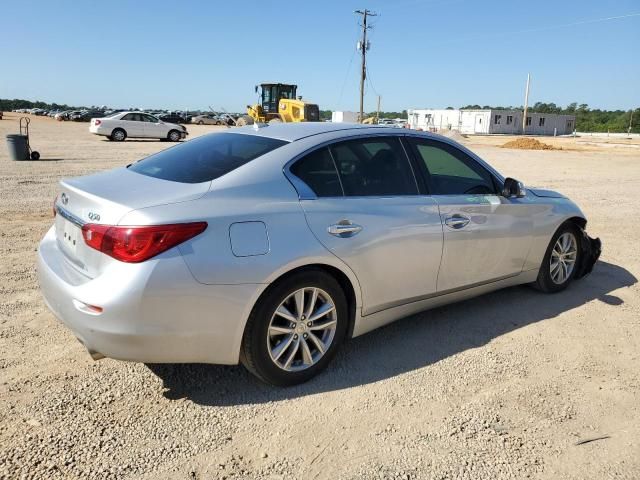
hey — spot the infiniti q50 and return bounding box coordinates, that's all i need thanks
[38,123,601,386]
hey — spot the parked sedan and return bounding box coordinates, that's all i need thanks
[89,111,187,142]
[158,113,187,124]
[74,110,106,122]
[191,114,223,125]
[38,123,600,386]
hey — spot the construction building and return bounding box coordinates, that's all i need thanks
[407,108,576,135]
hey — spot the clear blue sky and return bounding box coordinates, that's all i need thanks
[2,0,638,112]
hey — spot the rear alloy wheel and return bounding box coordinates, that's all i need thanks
[197,120,204,125]
[535,223,581,293]
[111,128,126,142]
[168,130,181,142]
[241,270,347,386]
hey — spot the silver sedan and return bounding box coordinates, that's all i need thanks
[38,123,601,386]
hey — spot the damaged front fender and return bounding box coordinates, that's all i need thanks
[575,229,602,279]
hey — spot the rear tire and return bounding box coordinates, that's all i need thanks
[535,222,582,293]
[236,115,254,127]
[241,270,348,386]
[197,120,204,125]
[111,128,126,142]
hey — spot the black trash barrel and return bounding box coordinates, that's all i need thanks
[6,134,30,161]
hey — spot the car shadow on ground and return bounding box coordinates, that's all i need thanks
[147,261,636,406]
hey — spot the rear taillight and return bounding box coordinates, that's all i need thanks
[94,119,101,126]
[81,222,207,263]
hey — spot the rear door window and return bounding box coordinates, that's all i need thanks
[290,148,343,197]
[129,133,287,183]
[329,137,418,196]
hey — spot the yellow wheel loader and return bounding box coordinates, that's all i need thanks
[236,83,320,126]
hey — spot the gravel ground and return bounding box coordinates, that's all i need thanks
[0,113,639,480]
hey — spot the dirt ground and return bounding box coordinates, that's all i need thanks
[1,113,639,480]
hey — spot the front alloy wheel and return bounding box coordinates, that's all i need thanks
[550,232,577,284]
[535,222,582,293]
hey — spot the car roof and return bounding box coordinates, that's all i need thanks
[229,122,391,142]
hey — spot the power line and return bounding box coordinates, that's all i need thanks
[337,17,363,110]
[456,12,640,42]
[366,66,380,98]
[337,49,357,110]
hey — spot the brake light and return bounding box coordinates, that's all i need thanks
[94,119,101,126]
[81,222,207,263]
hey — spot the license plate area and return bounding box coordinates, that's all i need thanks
[56,216,81,257]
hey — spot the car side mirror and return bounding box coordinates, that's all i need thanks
[502,177,526,198]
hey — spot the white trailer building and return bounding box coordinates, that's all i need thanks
[407,108,575,135]
[331,111,359,123]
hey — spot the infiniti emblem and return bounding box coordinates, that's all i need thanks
[61,193,69,205]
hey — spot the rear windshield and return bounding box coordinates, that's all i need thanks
[128,133,288,183]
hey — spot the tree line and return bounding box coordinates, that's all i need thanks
[0,98,82,112]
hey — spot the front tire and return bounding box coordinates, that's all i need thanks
[535,222,582,293]
[241,270,348,386]
[168,130,181,142]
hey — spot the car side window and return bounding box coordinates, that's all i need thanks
[410,139,496,195]
[290,148,343,197]
[125,113,144,122]
[142,115,157,123]
[329,137,418,196]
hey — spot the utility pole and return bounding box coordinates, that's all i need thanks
[629,109,634,137]
[376,95,381,123]
[355,9,377,123]
[522,73,530,135]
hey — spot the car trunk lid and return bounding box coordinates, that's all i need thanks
[55,167,209,278]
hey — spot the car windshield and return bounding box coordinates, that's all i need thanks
[128,132,288,183]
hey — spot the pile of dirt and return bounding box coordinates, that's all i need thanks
[437,129,468,143]
[501,137,559,150]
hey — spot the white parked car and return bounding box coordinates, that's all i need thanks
[89,111,188,142]
[191,114,223,125]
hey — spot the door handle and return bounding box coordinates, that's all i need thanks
[327,220,363,237]
[444,214,470,229]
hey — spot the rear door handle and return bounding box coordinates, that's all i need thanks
[328,221,363,237]
[444,214,470,229]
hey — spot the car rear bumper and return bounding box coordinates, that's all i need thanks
[89,125,108,135]
[37,226,263,364]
